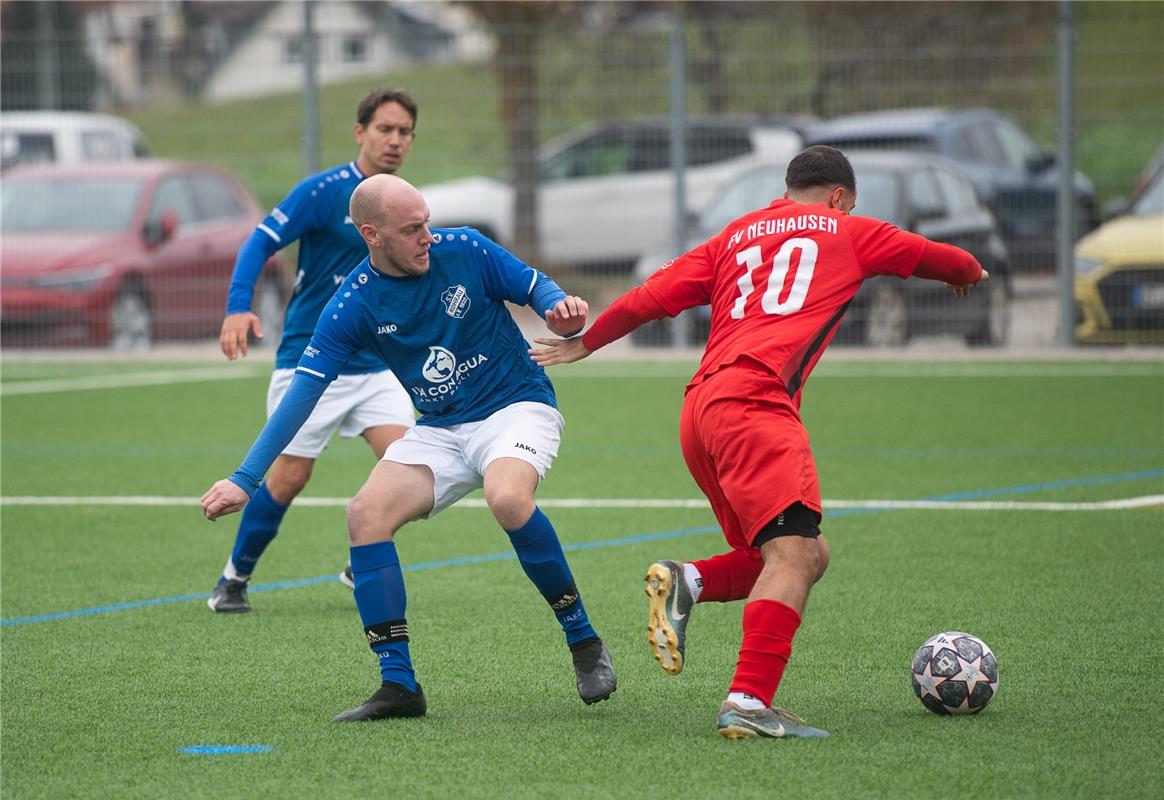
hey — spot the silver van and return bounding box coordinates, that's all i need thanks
[0,111,148,171]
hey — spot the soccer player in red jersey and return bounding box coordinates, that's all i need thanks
[530,145,988,739]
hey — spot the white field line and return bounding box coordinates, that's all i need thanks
[1,495,1161,511]
[2,361,1161,396]
[0,367,264,396]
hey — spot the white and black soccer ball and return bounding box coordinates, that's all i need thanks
[911,631,998,715]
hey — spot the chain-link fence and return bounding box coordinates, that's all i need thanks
[2,0,1162,350]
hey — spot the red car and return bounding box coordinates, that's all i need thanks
[1,160,288,349]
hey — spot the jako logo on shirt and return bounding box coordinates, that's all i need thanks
[441,285,471,318]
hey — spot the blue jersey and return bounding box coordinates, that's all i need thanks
[226,160,383,374]
[300,228,557,425]
[226,229,570,495]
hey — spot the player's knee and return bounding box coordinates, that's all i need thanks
[484,484,535,530]
[346,492,390,545]
[816,537,831,581]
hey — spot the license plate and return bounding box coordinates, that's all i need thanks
[1133,284,1164,309]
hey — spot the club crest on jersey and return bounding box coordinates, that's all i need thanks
[441,285,471,318]
[422,346,457,383]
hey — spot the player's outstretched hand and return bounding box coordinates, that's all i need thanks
[530,336,592,366]
[544,296,588,338]
[201,479,251,521]
[220,312,263,360]
[949,268,989,299]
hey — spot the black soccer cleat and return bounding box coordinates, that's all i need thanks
[338,564,355,589]
[333,681,427,722]
[207,578,250,613]
[570,637,617,705]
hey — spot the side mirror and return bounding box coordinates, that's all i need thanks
[143,209,179,247]
[1026,150,1056,174]
[908,204,945,231]
[1101,196,1130,221]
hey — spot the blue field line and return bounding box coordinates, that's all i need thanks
[2,469,1160,628]
[927,467,1164,501]
[180,745,273,755]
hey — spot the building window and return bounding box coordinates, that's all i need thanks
[284,37,303,63]
[341,35,367,63]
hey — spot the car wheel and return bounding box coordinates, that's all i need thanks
[630,317,675,347]
[109,284,152,350]
[864,286,909,347]
[966,282,1011,347]
[253,276,285,349]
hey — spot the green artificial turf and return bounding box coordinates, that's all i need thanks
[2,357,1162,798]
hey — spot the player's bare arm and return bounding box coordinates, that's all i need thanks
[201,478,251,520]
[220,312,264,360]
[530,336,592,366]
[543,295,588,337]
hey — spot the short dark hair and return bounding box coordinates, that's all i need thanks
[356,88,418,129]
[785,145,855,192]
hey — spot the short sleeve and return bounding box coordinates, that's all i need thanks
[639,239,716,316]
[295,287,364,382]
[259,174,331,248]
[453,228,538,304]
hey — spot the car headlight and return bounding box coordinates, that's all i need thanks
[33,263,115,292]
[1073,256,1105,276]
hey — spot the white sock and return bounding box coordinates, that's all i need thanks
[726,691,766,711]
[223,559,249,583]
[682,562,703,603]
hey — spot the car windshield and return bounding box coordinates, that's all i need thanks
[1132,170,1163,216]
[700,166,785,232]
[0,175,143,233]
[850,167,903,226]
[700,164,904,232]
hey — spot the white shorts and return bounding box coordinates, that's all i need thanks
[267,368,414,459]
[384,401,564,518]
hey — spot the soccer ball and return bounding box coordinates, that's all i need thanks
[911,631,998,715]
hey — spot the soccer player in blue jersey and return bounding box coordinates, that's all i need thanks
[208,89,419,613]
[201,174,617,720]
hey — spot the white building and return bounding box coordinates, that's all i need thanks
[78,1,493,107]
[199,1,492,104]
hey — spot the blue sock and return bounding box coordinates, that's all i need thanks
[226,483,288,580]
[505,507,598,647]
[350,541,417,692]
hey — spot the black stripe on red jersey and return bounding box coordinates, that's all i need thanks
[783,299,852,398]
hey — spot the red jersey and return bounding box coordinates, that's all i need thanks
[637,199,926,401]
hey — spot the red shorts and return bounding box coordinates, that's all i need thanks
[679,361,821,550]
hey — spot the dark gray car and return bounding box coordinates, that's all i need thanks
[805,107,1098,271]
[631,149,1011,347]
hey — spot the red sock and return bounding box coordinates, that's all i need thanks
[729,599,801,706]
[691,548,763,603]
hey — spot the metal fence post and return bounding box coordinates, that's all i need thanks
[669,12,689,348]
[1057,0,1076,348]
[302,0,320,175]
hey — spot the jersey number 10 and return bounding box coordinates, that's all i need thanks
[730,238,819,319]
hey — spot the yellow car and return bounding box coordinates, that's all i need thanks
[1074,167,1164,344]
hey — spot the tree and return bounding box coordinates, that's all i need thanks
[1,0,99,110]
[461,1,566,263]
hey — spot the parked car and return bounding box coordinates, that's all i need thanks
[0,111,149,171]
[419,115,808,269]
[805,107,1098,271]
[1,160,288,349]
[631,150,1011,347]
[1074,162,1164,344]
